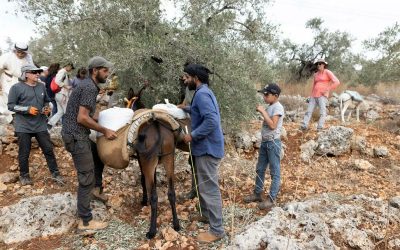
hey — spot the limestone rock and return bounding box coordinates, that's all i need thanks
[9,165,18,172]
[350,159,375,170]
[0,182,7,192]
[228,194,400,250]
[373,146,389,157]
[345,228,374,249]
[389,238,400,249]
[351,135,366,153]
[0,192,108,244]
[0,172,19,184]
[315,126,353,156]
[300,140,318,163]
[366,110,380,122]
[253,131,261,149]
[389,197,400,208]
[234,131,254,150]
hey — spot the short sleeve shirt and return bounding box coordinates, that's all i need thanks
[61,78,99,139]
[261,101,284,141]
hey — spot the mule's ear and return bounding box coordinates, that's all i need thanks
[127,88,134,99]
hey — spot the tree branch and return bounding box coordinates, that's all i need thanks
[206,5,236,26]
[233,21,254,33]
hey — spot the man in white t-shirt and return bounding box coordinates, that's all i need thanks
[0,42,34,122]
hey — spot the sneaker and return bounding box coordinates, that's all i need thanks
[92,187,108,203]
[243,193,262,203]
[197,232,223,243]
[19,176,33,186]
[78,219,108,231]
[258,197,275,210]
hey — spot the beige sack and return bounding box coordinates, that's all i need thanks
[97,124,131,169]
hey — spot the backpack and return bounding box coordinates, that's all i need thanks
[50,77,61,93]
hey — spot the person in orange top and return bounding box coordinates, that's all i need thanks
[301,58,340,131]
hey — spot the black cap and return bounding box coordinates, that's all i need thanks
[183,64,211,83]
[257,83,281,95]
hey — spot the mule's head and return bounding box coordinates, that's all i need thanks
[124,88,138,109]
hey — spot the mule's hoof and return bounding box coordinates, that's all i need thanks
[146,231,156,239]
[141,200,148,206]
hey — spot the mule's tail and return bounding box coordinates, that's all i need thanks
[136,120,162,160]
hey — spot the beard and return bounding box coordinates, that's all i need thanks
[95,73,107,83]
[187,80,197,90]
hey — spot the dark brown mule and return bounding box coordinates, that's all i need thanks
[126,82,190,238]
[125,81,149,111]
[135,119,182,238]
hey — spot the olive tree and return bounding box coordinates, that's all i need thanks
[359,22,400,85]
[13,0,278,131]
[275,18,356,83]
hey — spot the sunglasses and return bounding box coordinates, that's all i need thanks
[27,71,41,74]
[317,63,325,65]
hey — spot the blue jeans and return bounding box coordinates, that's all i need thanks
[254,139,281,201]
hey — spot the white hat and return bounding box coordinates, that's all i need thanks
[14,42,28,51]
[40,66,49,71]
[315,58,328,65]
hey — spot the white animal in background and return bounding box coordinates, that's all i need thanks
[338,90,366,123]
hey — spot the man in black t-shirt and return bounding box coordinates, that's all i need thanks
[62,56,117,231]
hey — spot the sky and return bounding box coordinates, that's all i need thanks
[1,0,399,54]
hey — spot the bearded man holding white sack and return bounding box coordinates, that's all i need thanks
[0,42,34,123]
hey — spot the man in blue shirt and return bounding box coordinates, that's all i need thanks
[182,64,225,243]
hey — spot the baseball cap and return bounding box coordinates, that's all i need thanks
[88,56,113,69]
[21,64,43,73]
[20,64,43,81]
[257,83,281,95]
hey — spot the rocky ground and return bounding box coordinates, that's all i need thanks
[0,94,399,250]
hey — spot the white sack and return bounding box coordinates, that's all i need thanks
[152,103,187,120]
[97,107,134,137]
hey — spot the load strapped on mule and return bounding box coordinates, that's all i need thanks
[96,106,190,169]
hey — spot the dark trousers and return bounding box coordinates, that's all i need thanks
[63,135,104,222]
[17,131,59,177]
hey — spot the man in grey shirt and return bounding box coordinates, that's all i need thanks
[8,65,62,185]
